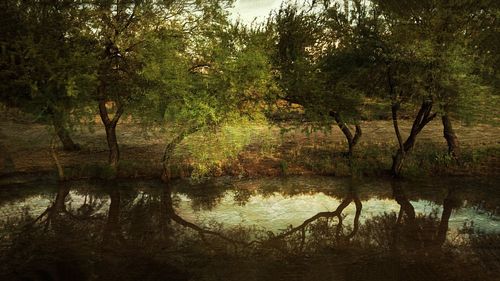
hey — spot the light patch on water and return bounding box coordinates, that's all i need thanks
[1,188,498,238]
[0,195,52,222]
[177,192,342,231]
[175,192,500,234]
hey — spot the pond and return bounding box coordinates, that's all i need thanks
[1,176,499,281]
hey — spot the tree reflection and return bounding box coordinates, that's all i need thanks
[29,183,107,233]
[266,181,464,257]
[103,189,123,245]
[39,183,70,230]
[0,179,498,281]
[362,181,462,253]
[264,182,362,254]
[436,188,461,246]
[162,183,255,247]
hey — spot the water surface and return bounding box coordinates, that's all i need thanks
[1,176,499,281]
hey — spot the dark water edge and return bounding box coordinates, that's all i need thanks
[0,176,499,281]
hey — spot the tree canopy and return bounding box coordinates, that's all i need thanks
[0,0,498,178]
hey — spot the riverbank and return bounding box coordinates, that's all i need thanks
[1,118,499,182]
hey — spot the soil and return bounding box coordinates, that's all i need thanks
[1,116,499,179]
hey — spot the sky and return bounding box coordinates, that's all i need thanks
[229,0,283,24]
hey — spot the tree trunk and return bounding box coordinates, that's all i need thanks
[391,132,419,177]
[330,111,362,156]
[437,199,453,246]
[105,125,119,168]
[46,184,70,228]
[391,100,437,177]
[161,126,199,181]
[442,114,460,159]
[99,99,123,170]
[391,149,406,178]
[391,102,406,176]
[104,189,122,244]
[50,107,80,151]
[437,189,459,246]
[50,137,65,181]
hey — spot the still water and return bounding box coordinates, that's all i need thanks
[0,176,499,281]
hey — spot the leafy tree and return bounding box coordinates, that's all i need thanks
[319,0,385,155]
[84,0,159,170]
[372,0,496,175]
[140,10,275,180]
[442,0,500,155]
[81,0,236,171]
[0,0,94,151]
[271,1,379,156]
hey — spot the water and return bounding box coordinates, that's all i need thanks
[0,176,499,281]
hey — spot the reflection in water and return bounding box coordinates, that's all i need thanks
[270,183,362,250]
[103,189,122,245]
[0,177,499,281]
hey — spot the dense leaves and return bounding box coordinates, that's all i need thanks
[0,0,497,178]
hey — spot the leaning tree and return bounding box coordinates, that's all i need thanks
[140,8,275,181]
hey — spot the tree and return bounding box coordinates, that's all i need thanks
[271,1,379,156]
[439,0,500,158]
[80,0,235,171]
[319,0,385,155]
[140,10,274,180]
[85,0,156,170]
[0,0,94,151]
[371,0,494,175]
[375,5,441,176]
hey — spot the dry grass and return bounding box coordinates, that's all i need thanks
[1,116,499,179]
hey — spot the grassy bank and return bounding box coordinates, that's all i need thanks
[1,116,499,181]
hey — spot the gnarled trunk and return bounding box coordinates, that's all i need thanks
[442,114,460,159]
[391,100,437,177]
[53,184,70,212]
[99,99,123,170]
[330,111,362,156]
[45,184,70,229]
[391,150,406,178]
[391,102,406,176]
[392,181,416,222]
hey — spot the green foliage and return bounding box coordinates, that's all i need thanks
[371,0,496,120]
[465,146,500,164]
[0,0,498,179]
[270,1,382,126]
[0,0,96,126]
[175,119,262,181]
[139,10,276,170]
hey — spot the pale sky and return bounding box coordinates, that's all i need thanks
[230,0,283,24]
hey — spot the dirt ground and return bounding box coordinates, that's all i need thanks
[1,116,499,178]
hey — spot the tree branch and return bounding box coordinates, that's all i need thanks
[391,102,404,152]
[98,99,111,126]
